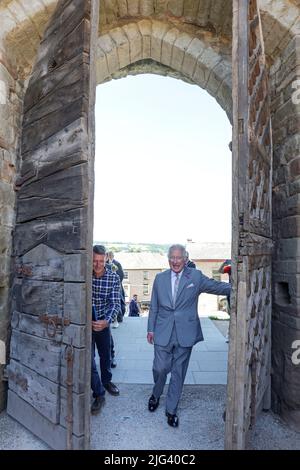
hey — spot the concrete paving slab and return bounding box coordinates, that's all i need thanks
[192,372,227,384]
[197,360,227,372]
[107,317,229,385]
[1,385,300,450]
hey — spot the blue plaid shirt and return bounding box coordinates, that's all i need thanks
[92,268,121,323]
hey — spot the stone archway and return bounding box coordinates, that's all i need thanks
[95,19,232,118]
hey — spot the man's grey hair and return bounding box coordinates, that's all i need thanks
[167,244,187,259]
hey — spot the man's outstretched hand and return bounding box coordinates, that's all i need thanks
[147,332,154,344]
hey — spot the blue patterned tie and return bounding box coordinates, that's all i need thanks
[173,273,179,306]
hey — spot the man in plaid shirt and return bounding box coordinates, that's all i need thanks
[91,245,121,414]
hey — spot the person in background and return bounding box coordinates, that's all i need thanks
[91,245,120,414]
[185,251,196,269]
[106,251,126,367]
[107,251,126,324]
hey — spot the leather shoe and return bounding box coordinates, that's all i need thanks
[111,358,117,368]
[91,396,105,414]
[166,412,179,427]
[148,394,160,412]
[104,381,119,396]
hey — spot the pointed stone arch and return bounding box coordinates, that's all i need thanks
[96,19,232,118]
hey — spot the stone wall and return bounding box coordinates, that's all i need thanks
[271,34,300,432]
[0,43,24,411]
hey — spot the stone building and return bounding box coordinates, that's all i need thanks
[188,241,231,313]
[0,0,299,450]
[117,251,169,304]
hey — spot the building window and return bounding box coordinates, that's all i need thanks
[124,271,129,280]
[143,284,149,295]
[143,271,149,280]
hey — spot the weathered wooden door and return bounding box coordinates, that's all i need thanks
[7,0,99,450]
[225,0,273,450]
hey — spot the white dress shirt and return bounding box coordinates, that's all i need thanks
[171,269,183,299]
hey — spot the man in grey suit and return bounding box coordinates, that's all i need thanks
[147,244,231,427]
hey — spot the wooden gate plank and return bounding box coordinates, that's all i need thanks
[7,391,85,450]
[10,331,61,383]
[13,279,64,316]
[7,360,60,423]
[13,208,88,257]
[12,311,86,349]
[8,0,99,450]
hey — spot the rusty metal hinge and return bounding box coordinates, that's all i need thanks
[238,118,245,134]
[15,264,33,277]
[65,341,74,450]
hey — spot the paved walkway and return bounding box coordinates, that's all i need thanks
[1,316,300,450]
[108,316,228,385]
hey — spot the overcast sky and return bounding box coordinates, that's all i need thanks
[94,74,232,245]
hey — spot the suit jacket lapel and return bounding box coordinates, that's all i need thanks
[165,270,173,305]
[175,268,191,304]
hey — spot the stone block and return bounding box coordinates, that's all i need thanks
[122,23,142,64]
[272,98,294,131]
[182,38,206,79]
[277,134,300,164]
[272,125,287,146]
[200,47,221,73]
[171,32,192,72]
[0,157,15,184]
[273,187,288,219]
[193,61,208,88]
[127,0,139,16]
[161,27,180,67]
[137,20,152,59]
[281,216,300,238]
[0,63,15,89]
[140,0,154,16]
[273,259,300,276]
[287,113,300,136]
[287,193,300,216]
[109,27,130,69]
[98,33,118,75]
[277,238,300,260]
[168,0,184,17]
[289,179,300,197]
[289,157,300,181]
[94,51,111,81]
[151,21,170,63]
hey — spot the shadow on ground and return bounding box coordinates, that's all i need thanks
[1,383,299,449]
[91,384,300,450]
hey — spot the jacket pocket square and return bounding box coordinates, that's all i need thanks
[186,283,194,288]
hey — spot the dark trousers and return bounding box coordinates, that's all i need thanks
[117,286,126,322]
[111,333,115,359]
[91,327,112,398]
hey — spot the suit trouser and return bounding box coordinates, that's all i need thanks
[91,327,112,398]
[152,326,192,414]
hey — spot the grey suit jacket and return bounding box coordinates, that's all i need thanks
[147,267,231,348]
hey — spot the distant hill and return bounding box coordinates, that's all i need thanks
[94,241,170,254]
